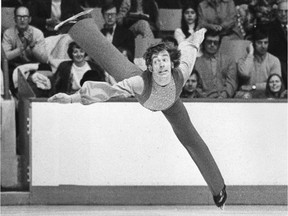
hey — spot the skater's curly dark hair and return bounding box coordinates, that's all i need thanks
[143,43,181,69]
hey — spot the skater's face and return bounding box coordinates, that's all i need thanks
[103,7,117,27]
[268,75,282,93]
[150,50,173,86]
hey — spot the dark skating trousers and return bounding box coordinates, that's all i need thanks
[69,19,225,196]
[162,99,225,195]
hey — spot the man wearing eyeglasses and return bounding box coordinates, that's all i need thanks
[100,3,135,60]
[2,5,48,92]
[194,29,238,98]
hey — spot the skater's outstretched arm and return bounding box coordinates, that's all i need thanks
[48,75,144,104]
[178,28,206,84]
[68,18,142,82]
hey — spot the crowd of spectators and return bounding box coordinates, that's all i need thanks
[1,0,287,100]
[1,0,286,192]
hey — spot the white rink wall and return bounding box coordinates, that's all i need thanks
[31,102,287,186]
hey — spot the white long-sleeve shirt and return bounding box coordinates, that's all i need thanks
[71,40,199,105]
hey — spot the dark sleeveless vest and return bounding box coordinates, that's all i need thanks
[135,68,184,111]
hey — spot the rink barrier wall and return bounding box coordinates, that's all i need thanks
[2,98,287,205]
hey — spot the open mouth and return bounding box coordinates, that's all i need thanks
[159,70,168,75]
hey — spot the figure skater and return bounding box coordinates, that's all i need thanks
[48,18,227,208]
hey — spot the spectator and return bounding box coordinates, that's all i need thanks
[51,41,106,95]
[100,3,135,59]
[174,2,198,44]
[180,69,205,98]
[194,30,238,98]
[2,5,48,93]
[254,0,277,25]
[276,0,287,33]
[29,0,83,37]
[274,0,287,89]
[235,4,256,39]
[117,46,133,62]
[256,0,287,89]
[119,0,160,38]
[236,28,281,98]
[265,73,287,99]
[197,0,243,40]
[162,36,178,49]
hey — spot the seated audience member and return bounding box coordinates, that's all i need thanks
[194,30,238,98]
[2,5,48,94]
[162,36,178,49]
[197,0,243,40]
[79,69,105,86]
[118,46,133,62]
[51,42,106,95]
[29,0,83,37]
[273,0,287,89]
[100,3,135,59]
[254,0,277,26]
[265,73,287,99]
[236,28,281,98]
[236,4,256,39]
[174,2,198,44]
[180,69,205,98]
[118,0,161,38]
[256,0,287,89]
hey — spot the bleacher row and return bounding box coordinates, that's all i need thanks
[1,7,181,32]
[1,7,180,57]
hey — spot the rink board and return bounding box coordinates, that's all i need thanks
[21,100,288,205]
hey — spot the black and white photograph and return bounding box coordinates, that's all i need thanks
[1,0,287,215]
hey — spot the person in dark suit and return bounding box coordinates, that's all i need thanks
[29,0,83,37]
[100,3,135,60]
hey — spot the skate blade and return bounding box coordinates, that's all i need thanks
[219,204,225,210]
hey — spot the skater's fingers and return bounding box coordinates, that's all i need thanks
[48,93,66,102]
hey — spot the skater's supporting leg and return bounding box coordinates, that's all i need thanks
[162,99,225,196]
[68,18,142,82]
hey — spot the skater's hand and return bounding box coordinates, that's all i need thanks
[48,93,72,103]
[187,28,207,50]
